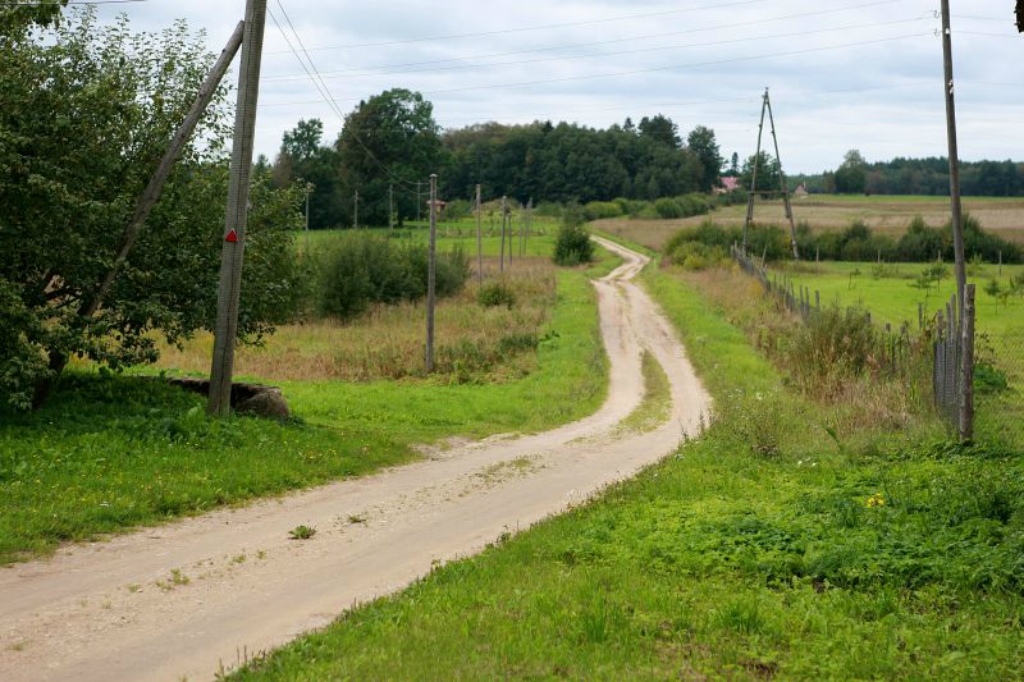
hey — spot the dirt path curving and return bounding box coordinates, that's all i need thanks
[0,239,711,682]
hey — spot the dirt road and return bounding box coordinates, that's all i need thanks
[0,239,710,681]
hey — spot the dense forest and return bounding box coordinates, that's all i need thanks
[266,88,725,229]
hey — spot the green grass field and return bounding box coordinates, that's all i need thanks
[230,255,1023,681]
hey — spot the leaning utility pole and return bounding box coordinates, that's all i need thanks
[208,0,268,418]
[425,174,438,372]
[743,91,768,252]
[765,91,800,260]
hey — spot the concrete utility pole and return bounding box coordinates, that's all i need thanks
[304,183,311,253]
[353,190,360,230]
[475,184,483,284]
[208,0,268,418]
[416,181,422,222]
[425,174,438,372]
[388,184,394,230]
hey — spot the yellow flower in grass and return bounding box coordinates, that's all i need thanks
[866,493,886,508]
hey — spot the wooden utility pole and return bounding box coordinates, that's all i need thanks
[208,0,267,418]
[940,0,972,440]
[765,90,800,260]
[744,90,768,252]
[745,88,798,258]
[425,174,438,372]
[940,1,967,319]
[499,196,507,274]
[475,184,483,284]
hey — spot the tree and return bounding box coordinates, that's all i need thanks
[0,9,302,409]
[687,125,723,192]
[0,0,66,33]
[834,149,868,194]
[740,151,781,197]
[273,119,343,229]
[336,89,443,226]
[638,114,680,149]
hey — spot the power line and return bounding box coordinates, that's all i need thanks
[263,0,909,82]
[266,17,930,84]
[268,0,420,192]
[260,31,930,108]
[267,0,778,54]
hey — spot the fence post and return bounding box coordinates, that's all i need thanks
[959,284,975,440]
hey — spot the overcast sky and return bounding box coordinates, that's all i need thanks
[87,0,1022,176]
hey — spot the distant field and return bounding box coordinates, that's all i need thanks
[595,195,1024,251]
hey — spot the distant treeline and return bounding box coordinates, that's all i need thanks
[791,156,1024,197]
[442,118,724,206]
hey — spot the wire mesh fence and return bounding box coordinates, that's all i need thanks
[730,246,1002,441]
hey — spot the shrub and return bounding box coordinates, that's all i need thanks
[582,201,622,221]
[477,282,517,309]
[654,197,684,219]
[553,223,595,266]
[319,234,470,321]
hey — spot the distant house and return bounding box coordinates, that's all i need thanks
[716,176,741,194]
[794,183,809,199]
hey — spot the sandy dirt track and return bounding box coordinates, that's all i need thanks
[0,238,711,682]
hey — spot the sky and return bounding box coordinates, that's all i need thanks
[83,0,1023,176]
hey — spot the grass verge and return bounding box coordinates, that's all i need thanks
[229,262,1024,680]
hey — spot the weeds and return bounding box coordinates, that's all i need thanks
[288,525,316,541]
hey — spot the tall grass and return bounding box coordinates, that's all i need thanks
[150,259,557,385]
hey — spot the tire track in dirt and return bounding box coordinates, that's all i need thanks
[0,238,710,682]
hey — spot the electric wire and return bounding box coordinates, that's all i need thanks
[263,0,910,82]
[269,0,421,193]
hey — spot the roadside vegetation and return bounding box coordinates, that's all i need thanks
[229,239,1023,680]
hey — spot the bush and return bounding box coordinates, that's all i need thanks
[654,197,684,219]
[582,201,623,221]
[477,282,516,309]
[667,241,728,271]
[553,222,595,266]
[319,234,470,321]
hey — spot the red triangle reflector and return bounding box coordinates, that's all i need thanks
[225,229,238,243]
